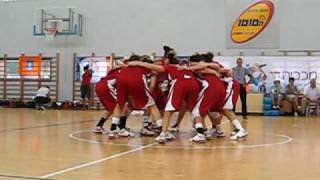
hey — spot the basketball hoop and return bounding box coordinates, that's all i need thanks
[44,19,62,41]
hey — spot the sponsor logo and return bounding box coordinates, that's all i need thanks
[231,0,274,43]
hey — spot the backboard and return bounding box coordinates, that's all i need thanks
[33,7,83,37]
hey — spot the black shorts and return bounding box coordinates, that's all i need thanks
[80,84,91,99]
[34,96,51,105]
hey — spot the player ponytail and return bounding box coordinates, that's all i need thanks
[163,45,173,58]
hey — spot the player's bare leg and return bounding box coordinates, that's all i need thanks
[190,115,206,143]
[207,112,225,138]
[92,111,112,134]
[140,109,156,136]
[155,111,175,143]
[169,107,186,132]
[222,109,248,140]
[109,104,134,139]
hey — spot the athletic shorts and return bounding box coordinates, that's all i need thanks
[223,78,240,110]
[152,88,167,111]
[80,84,91,99]
[117,74,155,110]
[165,79,200,111]
[192,76,226,118]
[95,81,116,112]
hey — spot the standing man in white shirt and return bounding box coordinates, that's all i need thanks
[34,86,51,110]
[232,57,254,119]
[301,79,320,114]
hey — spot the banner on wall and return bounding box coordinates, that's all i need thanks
[215,56,320,93]
[76,56,112,83]
[226,0,279,49]
[19,55,42,76]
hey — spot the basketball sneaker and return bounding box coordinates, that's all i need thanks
[230,129,239,136]
[165,132,175,141]
[152,125,162,133]
[168,126,179,132]
[125,127,131,131]
[92,126,107,134]
[155,132,167,144]
[108,130,118,139]
[140,127,156,136]
[155,132,175,143]
[190,133,206,143]
[214,130,226,138]
[204,128,215,139]
[230,130,248,140]
[118,129,135,138]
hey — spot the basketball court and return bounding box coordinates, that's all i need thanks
[1,0,320,179]
[0,108,319,179]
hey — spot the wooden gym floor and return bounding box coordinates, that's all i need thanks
[0,108,320,180]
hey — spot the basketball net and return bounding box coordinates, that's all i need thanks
[44,20,61,41]
[44,27,58,41]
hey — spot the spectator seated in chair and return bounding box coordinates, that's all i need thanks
[285,77,300,116]
[270,79,285,109]
[34,86,51,110]
[301,78,320,115]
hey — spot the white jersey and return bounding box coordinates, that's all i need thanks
[35,87,50,97]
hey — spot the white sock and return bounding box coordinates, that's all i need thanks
[195,123,204,129]
[232,119,244,131]
[156,119,162,127]
[111,117,120,124]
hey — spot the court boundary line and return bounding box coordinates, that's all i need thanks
[0,173,55,180]
[68,121,230,147]
[39,143,157,179]
[0,120,96,133]
[154,132,293,150]
[70,130,293,150]
[69,130,143,147]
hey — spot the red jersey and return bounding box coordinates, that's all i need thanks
[118,66,150,81]
[164,64,200,111]
[82,70,92,86]
[154,59,168,87]
[100,68,120,81]
[99,69,120,96]
[164,64,196,81]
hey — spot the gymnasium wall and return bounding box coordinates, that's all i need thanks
[0,0,319,100]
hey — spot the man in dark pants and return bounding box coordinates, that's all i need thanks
[232,58,253,119]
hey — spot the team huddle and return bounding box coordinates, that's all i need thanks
[91,46,248,143]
